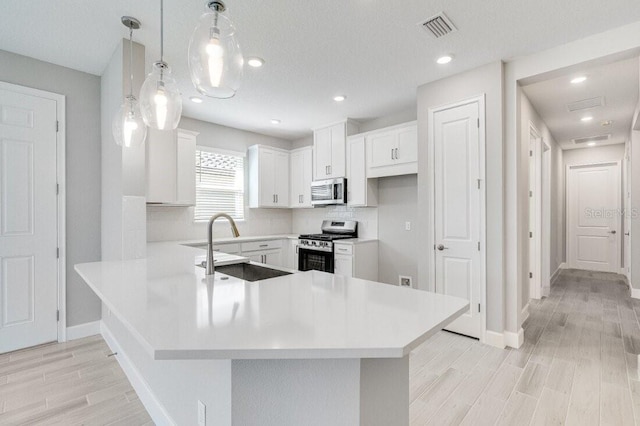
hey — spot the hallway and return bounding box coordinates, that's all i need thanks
[410,268,638,425]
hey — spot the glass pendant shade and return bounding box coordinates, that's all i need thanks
[139,61,183,130]
[112,96,147,147]
[188,9,243,99]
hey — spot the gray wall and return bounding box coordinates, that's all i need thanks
[416,62,505,334]
[0,50,102,327]
[377,175,418,286]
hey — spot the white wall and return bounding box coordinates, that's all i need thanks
[292,206,378,240]
[0,49,102,327]
[519,90,564,311]
[563,143,626,165]
[146,116,294,242]
[416,62,505,334]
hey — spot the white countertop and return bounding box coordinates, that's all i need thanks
[178,234,299,247]
[75,242,468,361]
[332,238,378,245]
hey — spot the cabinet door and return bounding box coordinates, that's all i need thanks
[264,250,283,267]
[274,151,290,207]
[329,123,346,178]
[395,125,418,165]
[290,151,303,207]
[367,130,397,169]
[347,135,366,206]
[247,253,264,263]
[313,127,332,180]
[334,254,353,277]
[259,148,276,207]
[175,131,196,205]
[301,148,312,207]
[146,128,177,203]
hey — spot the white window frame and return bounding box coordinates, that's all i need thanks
[194,146,246,223]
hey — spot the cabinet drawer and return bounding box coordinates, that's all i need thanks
[212,243,240,254]
[334,244,353,255]
[241,239,284,252]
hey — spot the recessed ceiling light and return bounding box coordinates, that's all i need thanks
[571,76,587,84]
[436,55,453,65]
[587,142,597,146]
[247,57,265,68]
[270,119,281,125]
[334,95,346,102]
[190,96,203,104]
[581,116,593,122]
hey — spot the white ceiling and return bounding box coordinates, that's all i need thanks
[3,1,640,140]
[522,58,639,150]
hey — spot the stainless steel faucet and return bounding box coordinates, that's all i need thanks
[206,213,240,275]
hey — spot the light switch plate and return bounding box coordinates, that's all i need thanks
[405,221,411,231]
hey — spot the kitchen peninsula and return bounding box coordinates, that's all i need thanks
[75,242,468,426]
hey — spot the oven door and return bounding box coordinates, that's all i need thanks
[298,247,334,273]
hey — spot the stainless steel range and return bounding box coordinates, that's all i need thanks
[298,220,357,272]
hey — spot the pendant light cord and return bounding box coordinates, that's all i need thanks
[160,0,164,62]
[129,26,134,99]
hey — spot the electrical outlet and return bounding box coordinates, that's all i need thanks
[198,400,206,426]
[405,221,411,231]
[399,276,413,288]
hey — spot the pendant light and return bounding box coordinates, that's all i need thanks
[139,0,182,130]
[188,1,243,99]
[112,17,147,148]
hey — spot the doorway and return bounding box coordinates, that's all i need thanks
[567,161,621,272]
[429,96,486,340]
[0,82,66,353]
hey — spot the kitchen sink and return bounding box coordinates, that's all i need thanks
[198,262,293,282]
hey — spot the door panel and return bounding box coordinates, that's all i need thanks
[330,124,345,178]
[314,127,332,180]
[274,152,289,206]
[568,164,619,272]
[259,149,275,207]
[434,102,481,338]
[396,126,417,165]
[0,88,58,353]
[368,131,396,169]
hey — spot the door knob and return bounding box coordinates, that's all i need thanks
[437,244,448,251]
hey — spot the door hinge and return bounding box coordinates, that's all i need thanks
[477,179,481,189]
[529,150,533,157]
[56,248,60,258]
[56,310,60,321]
[529,231,533,238]
[529,272,533,279]
[529,190,533,198]
[477,241,480,251]
[56,183,59,195]
[478,303,481,313]
[477,118,480,128]
[56,121,59,132]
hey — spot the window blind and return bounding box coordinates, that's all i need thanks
[194,148,245,222]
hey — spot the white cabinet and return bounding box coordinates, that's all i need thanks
[313,120,359,180]
[290,147,313,208]
[333,241,378,281]
[283,239,299,270]
[366,122,417,178]
[212,243,240,254]
[146,128,198,205]
[241,240,284,267]
[346,135,377,207]
[248,145,290,208]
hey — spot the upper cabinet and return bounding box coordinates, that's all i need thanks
[290,146,313,208]
[313,120,359,181]
[346,135,377,207]
[366,121,417,178]
[146,128,198,205]
[248,145,290,208]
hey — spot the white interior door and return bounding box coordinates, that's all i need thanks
[0,87,59,353]
[568,162,621,272]
[433,102,482,338]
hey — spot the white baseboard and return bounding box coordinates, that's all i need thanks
[504,328,524,349]
[66,320,101,341]
[521,304,530,324]
[484,331,505,349]
[100,322,176,426]
[631,287,640,300]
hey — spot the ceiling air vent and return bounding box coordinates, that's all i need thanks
[572,134,611,145]
[420,13,457,38]
[566,96,605,112]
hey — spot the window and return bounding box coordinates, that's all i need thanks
[194,147,245,222]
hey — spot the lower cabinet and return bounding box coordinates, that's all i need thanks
[241,239,285,268]
[333,241,378,281]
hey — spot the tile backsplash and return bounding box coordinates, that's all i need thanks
[292,206,378,239]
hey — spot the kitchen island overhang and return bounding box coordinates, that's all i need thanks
[75,242,468,425]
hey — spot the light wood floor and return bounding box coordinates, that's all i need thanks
[0,334,152,425]
[2,268,637,425]
[410,268,640,425]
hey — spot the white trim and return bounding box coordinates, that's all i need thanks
[566,161,622,272]
[551,264,563,285]
[0,81,67,343]
[66,321,101,341]
[196,144,246,157]
[428,94,487,344]
[631,287,640,300]
[484,331,505,349]
[504,328,524,349]
[521,303,530,324]
[100,321,176,426]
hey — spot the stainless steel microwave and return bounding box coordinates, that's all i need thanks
[311,178,347,206]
